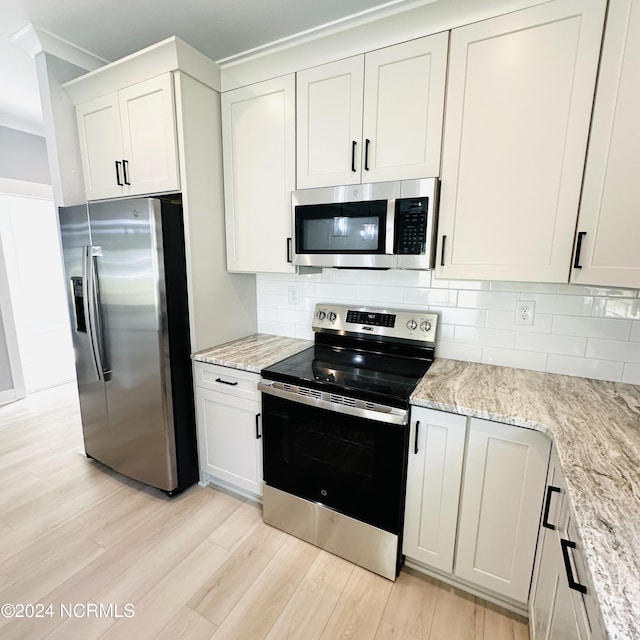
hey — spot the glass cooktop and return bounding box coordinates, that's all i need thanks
[261,343,432,408]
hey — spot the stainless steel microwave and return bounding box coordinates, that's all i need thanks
[291,178,439,269]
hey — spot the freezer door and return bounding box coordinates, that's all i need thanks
[88,198,177,490]
[58,205,111,462]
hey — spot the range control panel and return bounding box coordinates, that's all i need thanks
[312,304,438,345]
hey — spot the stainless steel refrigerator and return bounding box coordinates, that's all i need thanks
[58,195,198,495]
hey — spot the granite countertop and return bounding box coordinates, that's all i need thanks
[192,333,312,373]
[412,358,640,640]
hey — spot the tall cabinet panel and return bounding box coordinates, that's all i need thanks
[436,0,606,283]
[222,74,296,273]
[571,0,640,288]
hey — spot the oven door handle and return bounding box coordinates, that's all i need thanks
[258,381,409,426]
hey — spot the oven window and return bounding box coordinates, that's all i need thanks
[262,394,408,534]
[295,201,387,254]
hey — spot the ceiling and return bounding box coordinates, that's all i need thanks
[0,0,408,135]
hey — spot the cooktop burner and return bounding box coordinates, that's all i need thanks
[261,304,438,408]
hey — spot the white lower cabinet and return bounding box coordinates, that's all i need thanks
[403,408,467,573]
[404,408,551,606]
[529,449,605,640]
[193,361,263,498]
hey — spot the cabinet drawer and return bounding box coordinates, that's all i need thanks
[193,361,260,401]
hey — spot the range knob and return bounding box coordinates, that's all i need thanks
[406,319,418,331]
[420,320,432,333]
[317,310,326,320]
[328,311,337,322]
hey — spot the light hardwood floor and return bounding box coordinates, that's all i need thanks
[0,384,530,640]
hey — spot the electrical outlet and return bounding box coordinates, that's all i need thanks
[288,285,299,306]
[515,300,535,326]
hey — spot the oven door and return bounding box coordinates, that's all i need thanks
[261,391,409,534]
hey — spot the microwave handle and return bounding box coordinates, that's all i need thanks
[286,237,292,263]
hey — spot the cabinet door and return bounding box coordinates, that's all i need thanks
[222,75,296,273]
[76,93,125,200]
[455,418,551,603]
[437,0,606,283]
[571,0,640,288]
[362,34,448,183]
[403,407,466,573]
[195,386,263,497]
[297,56,364,188]
[119,74,180,197]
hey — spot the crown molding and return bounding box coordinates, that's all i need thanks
[9,23,108,71]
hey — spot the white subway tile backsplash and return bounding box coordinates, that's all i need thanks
[438,324,455,342]
[551,316,632,340]
[437,342,483,362]
[490,281,558,294]
[316,283,358,301]
[482,347,547,372]
[457,290,520,311]
[592,297,640,320]
[622,364,640,385]
[255,269,640,384]
[485,310,553,333]
[586,338,640,364]
[356,285,404,305]
[431,278,490,290]
[556,284,639,297]
[433,307,486,327]
[546,355,624,382]
[403,288,458,307]
[515,332,586,357]
[455,326,516,349]
[528,294,594,316]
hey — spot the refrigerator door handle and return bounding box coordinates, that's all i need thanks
[84,245,111,381]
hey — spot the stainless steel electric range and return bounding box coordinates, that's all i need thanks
[259,304,438,580]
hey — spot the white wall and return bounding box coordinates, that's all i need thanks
[257,269,640,384]
[0,126,50,184]
[0,193,75,392]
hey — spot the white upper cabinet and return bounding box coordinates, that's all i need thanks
[222,75,296,273]
[76,74,179,200]
[570,0,640,288]
[297,56,364,188]
[296,33,448,189]
[436,0,607,283]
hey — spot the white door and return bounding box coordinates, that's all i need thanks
[571,0,640,288]
[222,74,296,273]
[76,92,124,200]
[403,407,466,573]
[297,56,365,188]
[119,74,180,197]
[455,418,551,603]
[0,234,25,404]
[437,0,607,282]
[362,33,448,183]
[195,386,263,497]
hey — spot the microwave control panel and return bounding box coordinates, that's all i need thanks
[394,197,428,255]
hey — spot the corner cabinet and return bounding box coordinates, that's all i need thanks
[529,449,605,639]
[75,74,180,200]
[570,0,640,289]
[193,361,263,498]
[296,33,448,188]
[221,75,296,273]
[436,0,607,283]
[404,409,551,607]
